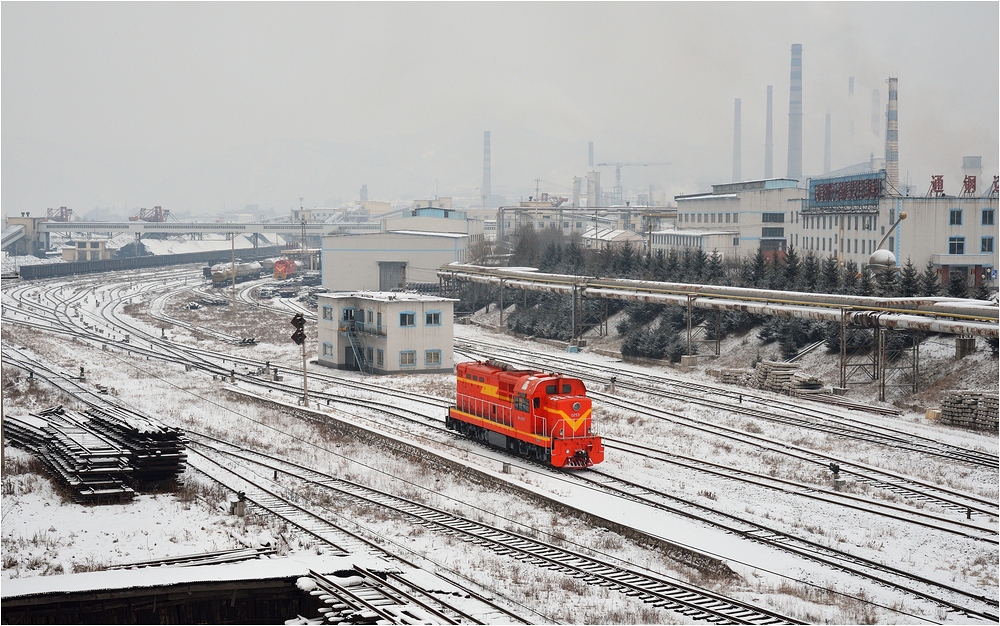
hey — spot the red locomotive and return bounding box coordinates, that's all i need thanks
[447,360,604,468]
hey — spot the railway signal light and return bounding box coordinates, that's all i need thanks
[290,313,306,345]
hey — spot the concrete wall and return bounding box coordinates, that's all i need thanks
[316,293,455,374]
[321,232,469,291]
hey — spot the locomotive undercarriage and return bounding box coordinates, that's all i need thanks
[446,414,553,464]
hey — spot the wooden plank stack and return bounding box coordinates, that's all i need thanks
[750,361,801,393]
[940,391,1000,432]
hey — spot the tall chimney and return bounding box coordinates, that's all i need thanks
[871,88,881,138]
[764,85,773,178]
[786,44,803,181]
[884,77,899,192]
[823,111,831,174]
[732,98,742,182]
[588,141,594,168]
[482,131,492,210]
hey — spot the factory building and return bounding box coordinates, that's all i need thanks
[316,291,456,374]
[321,207,481,292]
[668,170,998,286]
[674,179,805,258]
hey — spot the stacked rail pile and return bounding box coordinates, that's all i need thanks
[4,407,135,503]
[940,391,999,432]
[84,407,187,487]
[4,405,188,503]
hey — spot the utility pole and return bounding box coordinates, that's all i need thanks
[230,233,236,308]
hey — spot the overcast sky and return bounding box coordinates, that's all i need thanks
[3,2,997,219]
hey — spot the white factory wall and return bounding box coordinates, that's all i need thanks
[321,231,469,292]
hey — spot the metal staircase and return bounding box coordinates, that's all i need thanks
[342,320,373,375]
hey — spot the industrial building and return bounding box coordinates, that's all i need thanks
[673,179,805,257]
[315,291,456,374]
[320,207,482,292]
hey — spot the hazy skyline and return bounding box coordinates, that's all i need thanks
[3,2,997,219]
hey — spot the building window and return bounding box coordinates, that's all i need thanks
[888,237,893,251]
[949,237,965,255]
[563,221,569,228]
[983,209,996,226]
[342,308,355,322]
[733,237,740,246]
[399,312,415,327]
[576,221,582,228]
[733,212,739,223]
[711,214,716,223]
[725,213,731,223]
[983,237,995,253]
[377,349,384,367]
[762,213,784,223]
[322,306,333,320]
[761,227,784,238]
[367,310,374,324]
[949,209,962,225]
[697,214,702,223]
[400,350,416,367]
[425,350,442,366]
[322,343,334,357]
[366,347,374,363]
[425,311,441,326]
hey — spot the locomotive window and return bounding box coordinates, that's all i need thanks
[514,396,529,412]
[533,398,540,409]
[562,384,572,393]
[545,385,557,394]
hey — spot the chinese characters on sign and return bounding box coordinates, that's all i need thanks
[930,175,944,195]
[963,175,977,195]
[812,177,882,204]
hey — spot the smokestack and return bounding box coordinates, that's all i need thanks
[885,77,899,191]
[733,98,742,182]
[848,77,855,98]
[482,131,492,210]
[764,85,773,178]
[786,44,803,181]
[823,112,831,174]
[871,88,881,137]
[588,141,594,168]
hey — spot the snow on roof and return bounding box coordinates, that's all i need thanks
[140,234,284,256]
[652,228,740,236]
[676,193,739,201]
[318,291,458,303]
[385,230,468,239]
[1,554,393,599]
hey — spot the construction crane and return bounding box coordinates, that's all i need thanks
[596,162,669,205]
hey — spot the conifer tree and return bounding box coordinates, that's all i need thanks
[819,256,841,294]
[842,260,860,294]
[858,267,875,296]
[947,269,969,298]
[801,252,820,292]
[919,260,941,297]
[898,258,920,297]
[876,267,899,297]
[749,248,767,288]
[784,245,801,289]
[705,250,724,284]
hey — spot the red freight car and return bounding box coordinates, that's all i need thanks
[447,359,603,468]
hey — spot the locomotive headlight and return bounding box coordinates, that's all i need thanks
[572,402,581,411]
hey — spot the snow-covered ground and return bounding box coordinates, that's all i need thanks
[2,271,998,624]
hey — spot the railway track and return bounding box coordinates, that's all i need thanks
[5,269,998,623]
[455,340,999,517]
[455,338,999,469]
[0,350,531,625]
[188,432,805,625]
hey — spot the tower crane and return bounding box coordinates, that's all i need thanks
[595,162,669,205]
